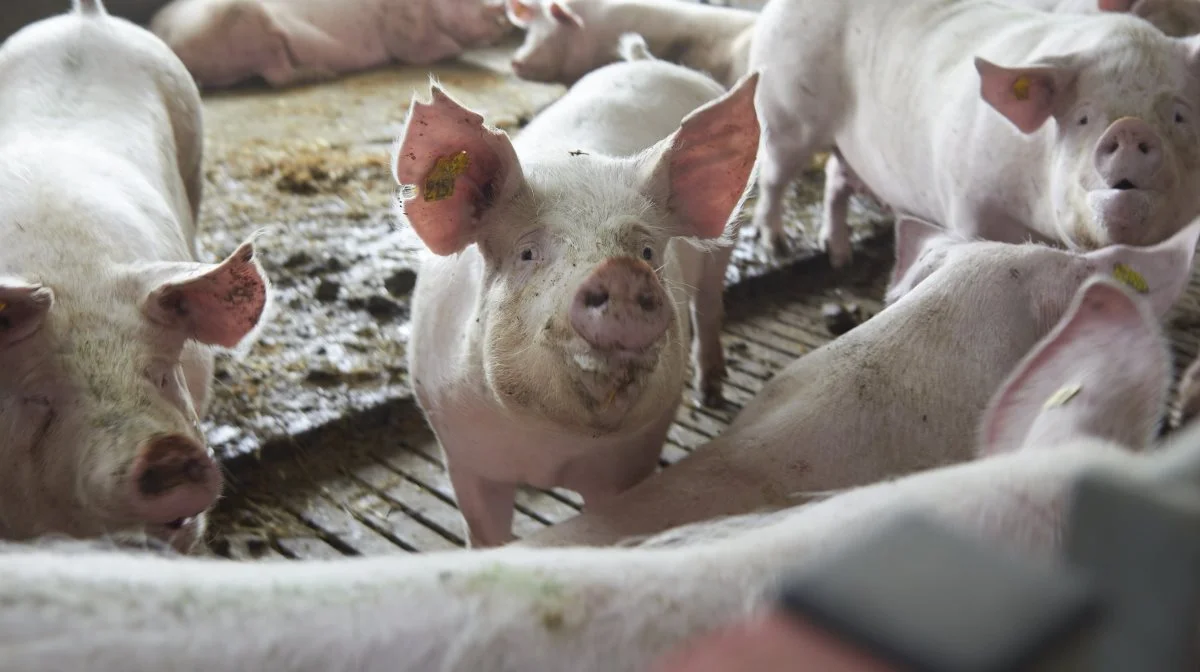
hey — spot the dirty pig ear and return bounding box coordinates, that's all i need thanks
[1083,217,1200,318]
[505,0,537,28]
[549,1,583,27]
[394,84,524,256]
[975,57,1073,134]
[0,279,54,347]
[142,239,271,348]
[1097,0,1137,11]
[641,71,761,240]
[978,277,1169,457]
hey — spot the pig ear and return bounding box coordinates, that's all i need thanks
[975,57,1073,134]
[978,277,1168,457]
[142,240,270,349]
[1098,0,1137,10]
[641,71,761,239]
[0,280,54,347]
[549,1,583,27]
[889,216,946,288]
[505,0,537,28]
[393,84,524,256]
[1082,217,1200,318]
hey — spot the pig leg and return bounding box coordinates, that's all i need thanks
[447,465,517,548]
[820,152,855,270]
[1176,354,1200,429]
[692,244,733,407]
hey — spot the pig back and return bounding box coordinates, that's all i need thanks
[514,60,726,159]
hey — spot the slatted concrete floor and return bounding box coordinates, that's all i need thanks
[206,229,1200,561]
[206,233,896,560]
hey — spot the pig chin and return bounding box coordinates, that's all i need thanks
[565,347,664,430]
[1084,189,1154,247]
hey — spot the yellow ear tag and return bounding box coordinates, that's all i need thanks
[0,301,6,312]
[1112,263,1149,294]
[422,150,471,202]
[1043,383,1082,410]
[1012,75,1032,102]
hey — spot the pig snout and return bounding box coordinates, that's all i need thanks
[569,257,670,352]
[128,434,222,525]
[1094,117,1164,190]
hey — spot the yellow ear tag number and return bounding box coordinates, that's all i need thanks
[1012,75,1032,101]
[1112,263,1149,294]
[423,150,471,202]
[1043,383,1082,410]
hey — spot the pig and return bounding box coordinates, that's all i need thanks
[0,0,271,553]
[1016,0,1200,38]
[751,0,1200,269]
[1175,351,1200,427]
[395,59,760,547]
[517,216,1200,547]
[0,274,1185,672]
[146,0,513,89]
[505,0,757,88]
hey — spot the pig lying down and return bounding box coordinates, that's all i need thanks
[506,0,757,88]
[147,0,512,88]
[0,0,270,553]
[520,217,1200,547]
[397,59,759,547]
[0,276,1187,672]
[752,0,1200,267]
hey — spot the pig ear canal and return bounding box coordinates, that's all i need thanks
[549,2,583,27]
[0,281,54,347]
[648,71,762,240]
[393,84,523,256]
[505,0,536,28]
[143,240,271,349]
[1083,217,1200,318]
[974,57,1069,134]
[977,278,1169,458]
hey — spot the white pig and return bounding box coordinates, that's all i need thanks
[0,0,271,553]
[1016,0,1200,37]
[518,216,1200,547]
[147,0,513,89]
[396,60,760,547]
[0,275,1184,672]
[505,0,757,88]
[751,0,1200,268]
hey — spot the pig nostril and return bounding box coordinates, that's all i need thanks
[637,293,660,312]
[138,457,209,497]
[583,289,609,308]
[1103,140,1119,155]
[1113,179,1137,190]
[1138,142,1151,154]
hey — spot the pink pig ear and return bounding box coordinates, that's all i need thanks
[642,71,761,240]
[505,0,537,28]
[0,279,54,347]
[975,57,1073,134]
[142,240,270,348]
[1083,217,1200,318]
[393,84,524,255]
[549,1,583,27]
[978,277,1169,457]
[1098,0,1138,11]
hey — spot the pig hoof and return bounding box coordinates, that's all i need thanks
[697,376,727,408]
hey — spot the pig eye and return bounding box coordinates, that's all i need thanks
[1176,111,1187,124]
[641,247,654,261]
[520,249,533,261]
[1077,115,1088,126]
[518,243,542,263]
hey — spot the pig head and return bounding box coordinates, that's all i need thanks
[396,77,757,435]
[975,25,1200,248]
[517,216,1200,548]
[0,242,269,553]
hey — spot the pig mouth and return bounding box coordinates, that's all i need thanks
[1086,186,1153,244]
[146,516,201,553]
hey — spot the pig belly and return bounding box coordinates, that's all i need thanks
[426,392,674,500]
